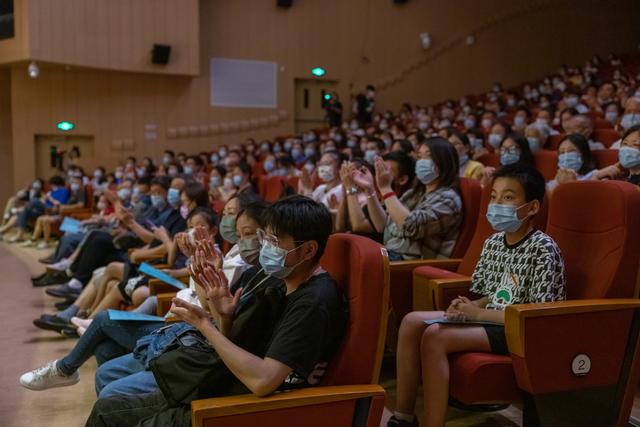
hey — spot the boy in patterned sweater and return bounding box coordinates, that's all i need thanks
[388,163,566,427]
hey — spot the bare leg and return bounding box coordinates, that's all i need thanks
[87,262,125,313]
[32,217,43,240]
[394,311,444,415]
[42,217,55,242]
[421,325,492,427]
[131,286,150,308]
[74,281,98,311]
[0,216,17,234]
[89,282,125,318]
[89,279,115,314]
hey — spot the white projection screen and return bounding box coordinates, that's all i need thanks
[210,58,278,108]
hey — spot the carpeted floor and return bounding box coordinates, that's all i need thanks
[0,243,97,427]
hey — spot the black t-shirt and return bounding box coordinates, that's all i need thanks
[149,208,187,248]
[628,174,640,187]
[265,272,348,389]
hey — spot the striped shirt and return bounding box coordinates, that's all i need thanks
[383,186,462,260]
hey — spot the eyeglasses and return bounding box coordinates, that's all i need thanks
[256,229,305,248]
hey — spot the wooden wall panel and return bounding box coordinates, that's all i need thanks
[0,0,30,64]
[26,0,199,76]
[4,0,640,190]
[0,70,14,205]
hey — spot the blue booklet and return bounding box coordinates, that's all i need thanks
[60,217,82,234]
[108,309,164,322]
[138,262,187,290]
[424,318,503,327]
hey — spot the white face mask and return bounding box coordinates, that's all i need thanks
[317,165,335,182]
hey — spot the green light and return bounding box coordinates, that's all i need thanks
[311,67,326,77]
[57,121,74,131]
[323,93,331,100]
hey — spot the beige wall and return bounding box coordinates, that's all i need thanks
[4,0,640,191]
[0,0,30,64]
[0,69,14,204]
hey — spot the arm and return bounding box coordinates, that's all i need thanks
[374,156,412,227]
[333,191,349,233]
[347,194,375,234]
[129,245,166,264]
[171,299,292,396]
[350,164,387,232]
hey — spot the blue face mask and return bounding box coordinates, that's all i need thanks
[232,175,243,187]
[513,116,526,128]
[488,134,503,148]
[486,203,530,232]
[621,114,640,131]
[167,188,181,207]
[558,152,583,172]
[117,188,131,201]
[463,118,476,129]
[151,195,166,211]
[470,138,484,150]
[459,153,469,165]
[209,176,221,188]
[259,241,304,279]
[291,148,302,159]
[527,137,541,152]
[415,159,438,184]
[304,147,315,158]
[619,146,640,169]
[500,149,520,166]
[364,150,377,164]
[263,161,275,173]
[183,166,193,175]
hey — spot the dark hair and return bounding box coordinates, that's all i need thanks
[187,155,204,167]
[559,133,595,175]
[392,139,414,154]
[183,182,210,208]
[164,150,175,157]
[151,176,172,191]
[136,176,152,187]
[492,163,546,205]
[421,137,460,190]
[621,124,640,141]
[188,207,219,229]
[237,200,268,228]
[322,150,344,165]
[448,129,470,147]
[500,133,534,166]
[212,165,227,177]
[383,151,415,182]
[236,161,252,178]
[238,191,263,210]
[262,195,333,262]
[49,175,66,186]
[367,137,386,151]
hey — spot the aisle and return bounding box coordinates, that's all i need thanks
[0,243,97,427]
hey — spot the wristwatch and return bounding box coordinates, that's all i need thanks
[345,186,360,196]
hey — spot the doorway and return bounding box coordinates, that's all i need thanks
[294,78,338,134]
[35,134,95,178]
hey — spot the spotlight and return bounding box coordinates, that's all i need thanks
[466,35,476,46]
[419,32,432,50]
[28,61,39,79]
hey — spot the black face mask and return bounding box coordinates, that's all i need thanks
[238,237,260,265]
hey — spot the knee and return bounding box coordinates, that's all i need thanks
[131,287,149,307]
[421,324,445,353]
[399,312,429,338]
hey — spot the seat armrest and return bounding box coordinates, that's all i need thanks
[412,276,472,311]
[505,299,640,395]
[149,277,189,295]
[191,384,385,427]
[390,258,462,273]
[156,292,177,316]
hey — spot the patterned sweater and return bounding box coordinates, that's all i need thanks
[470,230,566,310]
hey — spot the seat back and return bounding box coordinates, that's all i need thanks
[593,118,614,130]
[476,152,499,168]
[592,129,621,148]
[546,181,640,300]
[457,185,495,277]
[533,150,558,182]
[260,176,286,202]
[319,234,389,385]
[592,149,620,168]
[450,178,481,258]
[547,134,565,151]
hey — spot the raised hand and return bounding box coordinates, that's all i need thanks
[170,298,213,330]
[350,166,375,193]
[175,232,197,258]
[374,156,393,192]
[339,162,355,187]
[196,265,242,317]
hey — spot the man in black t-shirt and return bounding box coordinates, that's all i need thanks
[85,196,347,427]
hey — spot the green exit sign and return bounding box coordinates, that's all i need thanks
[57,121,74,131]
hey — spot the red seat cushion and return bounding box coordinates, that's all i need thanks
[413,266,465,281]
[449,353,521,404]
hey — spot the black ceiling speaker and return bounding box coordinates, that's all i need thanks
[393,0,408,3]
[151,44,171,65]
[277,0,293,8]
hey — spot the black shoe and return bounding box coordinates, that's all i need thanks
[31,272,48,282]
[33,271,70,287]
[60,327,79,339]
[387,415,418,427]
[33,314,70,333]
[54,298,76,311]
[38,255,56,265]
[45,284,81,299]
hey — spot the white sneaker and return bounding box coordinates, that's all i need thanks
[36,241,50,250]
[19,360,79,391]
[19,239,36,247]
[49,258,71,272]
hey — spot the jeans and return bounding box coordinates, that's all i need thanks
[57,311,163,376]
[52,231,85,262]
[16,199,46,229]
[94,353,159,399]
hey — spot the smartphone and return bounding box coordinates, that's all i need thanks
[145,219,157,229]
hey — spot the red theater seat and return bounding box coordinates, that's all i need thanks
[592,128,621,148]
[191,234,390,427]
[533,150,558,182]
[546,133,565,151]
[476,152,499,168]
[593,149,620,168]
[425,181,640,426]
[593,118,614,130]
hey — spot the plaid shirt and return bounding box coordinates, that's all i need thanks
[383,186,462,260]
